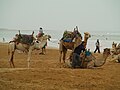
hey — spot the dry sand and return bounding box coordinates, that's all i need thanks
[0,43,120,90]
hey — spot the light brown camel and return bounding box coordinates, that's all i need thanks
[8,31,51,68]
[59,32,91,63]
[81,48,110,68]
[66,48,110,68]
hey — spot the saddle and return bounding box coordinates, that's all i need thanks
[18,34,34,45]
[62,31,82,43]
[62,31,74,43]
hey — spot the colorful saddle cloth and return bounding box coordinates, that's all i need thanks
[62,31,74,42]
[63,38,73,42]
[62,30,82,43]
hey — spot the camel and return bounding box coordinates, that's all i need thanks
[59,31,91,63]
[110,54,120,63]
[110,42,120,58]
[66,48,110,69]
[8,31,51,68]
[36,34,51,54]
[82,48,110,68]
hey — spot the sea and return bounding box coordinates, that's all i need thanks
[0,29,120,52]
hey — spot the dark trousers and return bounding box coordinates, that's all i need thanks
[71,53,82,68]
[94,46,100,53]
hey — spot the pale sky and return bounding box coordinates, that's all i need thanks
[0,0,120,32]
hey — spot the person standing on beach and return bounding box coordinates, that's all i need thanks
[94,39,100,53]
[3,38,5,42]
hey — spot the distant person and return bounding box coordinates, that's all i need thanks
[71,41,86,68]
[37,27,44,38]
[3,38,5,42]
[94,39,100,53]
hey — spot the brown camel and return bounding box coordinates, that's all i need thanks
[59,31,91,63]
[66,48,110,69]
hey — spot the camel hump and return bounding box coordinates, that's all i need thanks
[19,34,34,45]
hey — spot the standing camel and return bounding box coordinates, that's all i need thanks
[8,31,51,68]
[59,31,91,63]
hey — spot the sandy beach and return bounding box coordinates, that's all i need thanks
[0,42,120,90]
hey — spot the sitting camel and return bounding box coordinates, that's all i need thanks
[8,31,51,68]
[59,31,91,63]
[110,42,120,58]
[110,54,120,63]
[66,48,110,69]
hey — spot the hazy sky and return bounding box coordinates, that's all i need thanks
[0,0,120,32]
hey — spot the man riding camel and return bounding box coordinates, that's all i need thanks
[37,27,44,38]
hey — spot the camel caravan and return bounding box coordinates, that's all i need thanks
[7,26,112,69]
[8,30,51,68]
[59,26,111,69]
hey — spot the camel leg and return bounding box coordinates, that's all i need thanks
[42,47,46,54]
[59,40,63,63]
[59,51,62,63]
[87,61,94,69]
[27,47,32,68]
[9,51,15,68]
[63,50,67,63]
[42,48,44,54]
[39,48,45,55]
[44,47,46,54]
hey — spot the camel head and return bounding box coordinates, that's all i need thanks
[83,32,91,48]
[103,48,110,57]
[37,34,51,41]
[84,32,91,39]
[46,35,51,41]
[112,42,117,49]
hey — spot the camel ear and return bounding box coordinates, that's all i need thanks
[32,31,34,35]
[48,35,51,38]
[18,30,21,34]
